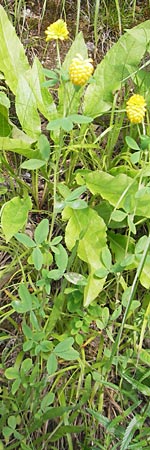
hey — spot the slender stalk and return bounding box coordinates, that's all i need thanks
[94,0,100,48]
[76,0,81,36]
[114,0,122,35]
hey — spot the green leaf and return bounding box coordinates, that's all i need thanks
[34,218,49,244]
[18,284,33,311]
[83,20,150,118]
[30,311,40,330]
[21,358,33,373]
[61,118,73,132]
[16,75,41,138]
[20,159,46,170]
[130,151,141,164]
[54,337,79,360]
[26,57,56,121]
[43,68,59,80]
[47,117,73,132]
[15,232,35,248]
[63,206,107,306]
[66,199,87,209]
[66,185,87,202]
[123,372,150,396]
[12,378,21,395]
[55,244,68,272]
[0,92,12,136]
[1,195,32,242]
[32,247,43,270]
[47,269,63,280]
[111,210,127,222]
[0,5,29,94]
[85,170,138,212]
[47,353,58,375]
[64,272,87,286]
[94,267,108,278]
[41,392,55,412]
[69,114,93,124]
[40,340,53,352]
[101,246,112,270]
[125,136,140,150]
[5,367,19,380]
[38,134,50,161]
[139,255,150,289]
[0,136,39,158]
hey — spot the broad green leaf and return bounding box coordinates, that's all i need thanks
[54,337,79,360]
[66,199,87,209]
[22,322,33,339]
[64,272,87,286]
[55,244,68,272]
[32,247,43,270]
[47,117,73,132]
[134,70,150,108]
[0,137,39,158]
[101,246,112,270]
[5,367,19,380]
[20,159,46,170]
[130,151,141,164]
[111,210,127,222]
[21,358,33,373]
[38,134,50,161]
[0,6,29,94]
[12,378,21,396]
[135,187,150,218]
[139,349,150,366]
[125,136,140,150]
[66,185,87,202]
[41,392,55,412]
[83,20,150,118]
[1,195,32,242]
[135,235,148,254]
[18,284,33,311]
[15,232,35,248]
[47,353,58,375]
[34,218,49,244]
[26,57,56,121]
[109,231,135,264]
[85,171,138,212]
[0,110,11,137]
[69,114,93,124]
[63,206,107,306]
[123,372,150,396]
[16,75,41,138]
[47,269,63,280]
[0,92,11,136]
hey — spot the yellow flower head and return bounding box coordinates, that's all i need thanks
[126,94,146,124]
[45,19,69,42]
[69,54,94,86]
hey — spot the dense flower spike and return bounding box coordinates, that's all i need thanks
[45,19,69,42]
[69,54,94,86]
[126,94,146,124]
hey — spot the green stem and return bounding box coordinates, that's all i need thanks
[76,0,81,36]
[49,134,63,242]
[56,39,61,69]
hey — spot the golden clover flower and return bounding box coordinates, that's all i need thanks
[69,54,94,86]
[45,19,69,42]
[126,94,146,124]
